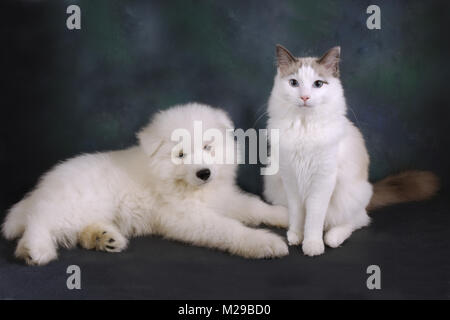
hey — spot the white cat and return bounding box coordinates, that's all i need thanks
[264,45,439,256]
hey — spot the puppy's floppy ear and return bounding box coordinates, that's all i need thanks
[216,109,234,130]
[137,125,163,157]
[317,46,341,77]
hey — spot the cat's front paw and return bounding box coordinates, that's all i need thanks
[287,230,303,246]
[302,238,325,257]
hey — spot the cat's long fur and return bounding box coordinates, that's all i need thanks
[264,45,439,256]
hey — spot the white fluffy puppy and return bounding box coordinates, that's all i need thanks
[2,103,289,265]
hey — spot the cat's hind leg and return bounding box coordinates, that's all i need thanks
[324,179,372,248]
[263,173,288,207]
[79,223,128,253]
[324,224,353,248]
[324,210,370,248]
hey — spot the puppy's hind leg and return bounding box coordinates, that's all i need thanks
[2,199,28,240]
[79,223,128,253]
[16,226,58,266]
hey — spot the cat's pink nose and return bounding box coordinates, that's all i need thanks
[301,96,310,102]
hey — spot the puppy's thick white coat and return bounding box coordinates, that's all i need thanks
[3,103,288,265]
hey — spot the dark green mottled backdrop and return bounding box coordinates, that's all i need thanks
[1,0,449,213]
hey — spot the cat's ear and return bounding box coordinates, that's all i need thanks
[317,46,341,77]
[276,44,297,75]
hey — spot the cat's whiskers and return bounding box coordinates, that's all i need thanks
[347,105,363,130]
[252,102,269,127]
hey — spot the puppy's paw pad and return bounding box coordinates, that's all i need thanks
[15,243,34,265]
[96,231,126,252]
[79,225,127,253]
[302,239,325,257]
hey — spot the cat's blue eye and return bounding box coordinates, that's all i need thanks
[313,80,324,88]
[289,79,299,87]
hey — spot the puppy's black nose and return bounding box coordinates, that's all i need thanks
[196,168,211,181]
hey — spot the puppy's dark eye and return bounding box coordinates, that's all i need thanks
[313,80,324,88]
[289,79,299,87]
[178,150,184,158]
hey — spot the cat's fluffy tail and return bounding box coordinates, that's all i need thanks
[367,170,439,211]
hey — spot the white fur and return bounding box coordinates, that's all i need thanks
[264,62,372,256]
[3,103,289,265]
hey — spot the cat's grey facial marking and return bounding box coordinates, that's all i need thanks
[275,44,341,78]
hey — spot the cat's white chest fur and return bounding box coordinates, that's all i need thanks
[273,116,342,199]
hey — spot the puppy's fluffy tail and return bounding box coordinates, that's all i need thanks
[367,170,439,211]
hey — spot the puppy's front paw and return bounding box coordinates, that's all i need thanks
[302,238,325,257]
[268,205,289,229]
[257,232,289,258]
[243,230,289,259]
